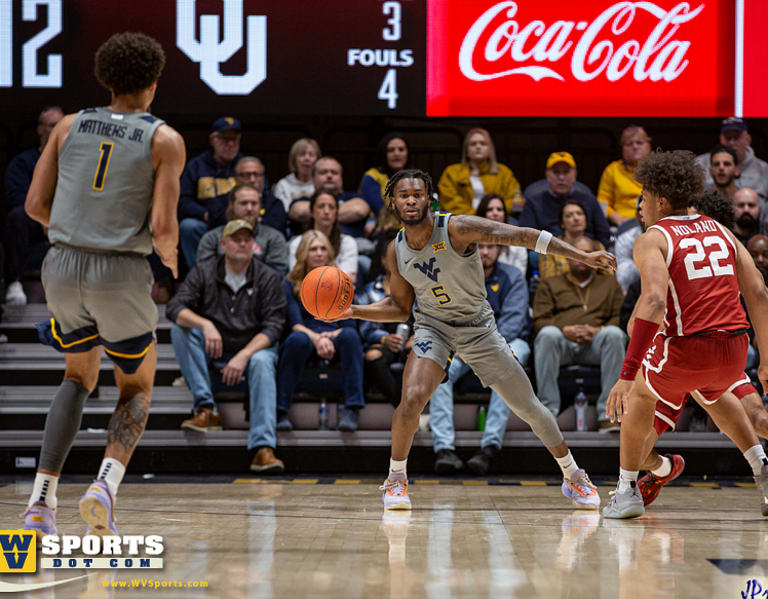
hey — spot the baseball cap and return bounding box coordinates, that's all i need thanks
[721,116,748,133]
[546,151,576,170]
[222,219,253,238]
[211,116,241,134]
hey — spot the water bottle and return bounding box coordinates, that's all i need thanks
[318,396,329,431]
[476,405,487,431]
[395,324,410,351]
[574,382,587,432]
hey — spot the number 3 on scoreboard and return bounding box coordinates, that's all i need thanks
[92,141,114,191]
[431,285,453,306]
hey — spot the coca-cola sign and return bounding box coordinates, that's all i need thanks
[427,0,745,116]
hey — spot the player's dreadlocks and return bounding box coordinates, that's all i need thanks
[383,169,435,205]
[689,189,735,230]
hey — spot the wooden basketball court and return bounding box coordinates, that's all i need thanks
[1,476,767,597]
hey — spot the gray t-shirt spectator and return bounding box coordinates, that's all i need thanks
[197,222,289,274]
[614,220,642,292]
[696,147,768,204]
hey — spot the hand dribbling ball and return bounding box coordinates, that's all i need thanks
[300,266,354,320]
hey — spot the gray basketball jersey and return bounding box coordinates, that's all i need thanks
[48,107,165,255]
[395,212,492,325]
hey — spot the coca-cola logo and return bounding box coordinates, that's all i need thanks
[458,1,705,83]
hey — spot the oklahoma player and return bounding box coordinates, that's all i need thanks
[602,150,768,519]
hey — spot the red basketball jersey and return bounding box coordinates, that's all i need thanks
[649,214,748,336]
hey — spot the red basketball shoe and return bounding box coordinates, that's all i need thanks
[637,454,685,506]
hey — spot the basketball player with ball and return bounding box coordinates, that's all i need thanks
[306,169,617,510]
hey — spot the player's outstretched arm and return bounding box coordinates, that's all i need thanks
[25,114,76,226]
[448,214,617,271]
[151,125,186,279]
[332,241,414,323]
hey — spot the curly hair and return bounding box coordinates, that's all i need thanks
[688,190,735,230]
[95,33,165,96]
[634,150,705,211]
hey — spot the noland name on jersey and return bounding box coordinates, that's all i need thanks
[40,534,164,569]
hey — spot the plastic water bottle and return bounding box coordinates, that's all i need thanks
[318,397,329,431]
[574,386,588,432]
[476,405,487,431]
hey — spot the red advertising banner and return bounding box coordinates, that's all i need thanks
[743,0,768,117]
[427,1,744,117]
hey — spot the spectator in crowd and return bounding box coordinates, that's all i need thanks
[197,184,288,274]
[614,197,643,292]
[166,219,286,473]
[277,231,365,432]
[733,188,764,246]
[475,194,527,275]
[430,241,531,475]
[696,117,768,202]
[707,145,740,200]
[4,106,63,304]
[438,128,523,215]
[288,156,372,238]
[272,138,320,213]
[233,156,286,234]
[288,190,358,280]
[357,233,414,406]
[747,234,768,368]
[538,199,611,280]
[178,116,242,269]
[597,125,651,225]
[533,237,625,431]
[361,133,410,216]
[520,152,611,247]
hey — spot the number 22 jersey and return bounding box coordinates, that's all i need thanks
[649,214,749,337]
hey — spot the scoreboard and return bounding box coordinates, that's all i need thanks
[1,0,766,117]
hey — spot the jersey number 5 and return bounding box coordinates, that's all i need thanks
[680,236,734,280]
[430,285,453,305]
[92,142,114,191]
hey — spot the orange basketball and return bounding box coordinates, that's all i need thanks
[300,266,354,320]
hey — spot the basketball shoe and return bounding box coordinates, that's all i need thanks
[79,480,119,536]
[637,454,685,506]
[602,483,644,519]
[755,463,768,517]
[23,501,57,541]
[380,472,411,510]
[561,469,600,509]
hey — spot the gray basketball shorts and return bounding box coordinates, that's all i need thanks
[38,245,158,374]
[411,314,518,387]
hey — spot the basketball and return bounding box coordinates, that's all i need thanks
[300,266,354,320]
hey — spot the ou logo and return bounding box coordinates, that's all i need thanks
[176,0,266,95]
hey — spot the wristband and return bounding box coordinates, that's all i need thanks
[535,230,553,254]
[620,317,659,381]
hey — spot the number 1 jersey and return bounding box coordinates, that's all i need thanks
[649,214,748,337]
[48,107,165,255]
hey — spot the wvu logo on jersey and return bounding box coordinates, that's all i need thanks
[413,257,441,282]
[432,241,447,253]
[414,340,433,354]
[0,531,36,573]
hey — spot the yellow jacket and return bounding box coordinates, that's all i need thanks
[597,160,642,220]
[437,161,522,215]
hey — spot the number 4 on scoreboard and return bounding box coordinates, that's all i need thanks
[378,69,398,110]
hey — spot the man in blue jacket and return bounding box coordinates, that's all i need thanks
[178,116,243,268]
[4,106,63,304]
[429,242,531,475]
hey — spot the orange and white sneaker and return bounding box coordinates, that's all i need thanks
[561,469,601,510]
[380,472,412,510]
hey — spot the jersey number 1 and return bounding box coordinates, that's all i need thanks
[92,142,114,191]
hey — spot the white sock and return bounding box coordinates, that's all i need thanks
[97,458,126,499]
[29,472,59,509]
[555,451,579,479]
[618,468,639,492]
[389,458,407,479]
[651,455,672,478]
[743,444,768,477]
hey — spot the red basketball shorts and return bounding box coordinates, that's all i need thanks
[641,332,748,435]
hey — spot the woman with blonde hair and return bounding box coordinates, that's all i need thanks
[438,127,523,215]
[277,230,365,432]
[597,125,651,225]
[273,137,321,212]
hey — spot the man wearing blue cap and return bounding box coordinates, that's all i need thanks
[696,117,768,204]
[178,116,244,268]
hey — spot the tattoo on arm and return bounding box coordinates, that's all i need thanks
[107,396,150,456]
[453,215,539,248]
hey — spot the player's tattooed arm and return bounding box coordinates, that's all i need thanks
[449,215,617,271]
[106,396,150,461]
